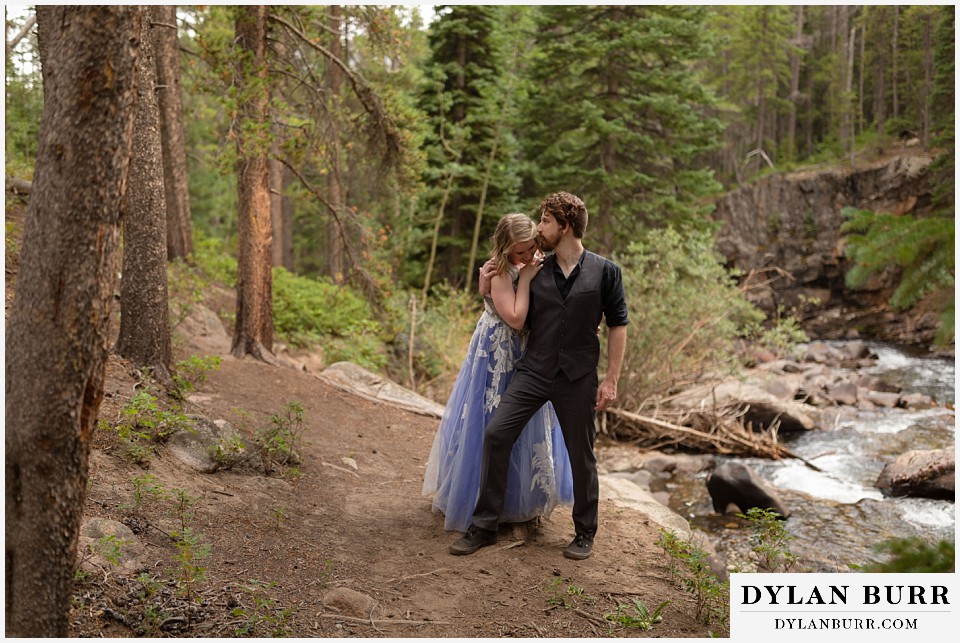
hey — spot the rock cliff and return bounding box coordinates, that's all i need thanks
[712,150,942,345]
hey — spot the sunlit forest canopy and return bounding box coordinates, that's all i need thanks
[4,4,954,355]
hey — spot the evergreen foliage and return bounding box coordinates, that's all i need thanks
[4,14,42,178]
[862,537,955,573]
[414,5,526,288]
[841,209,954,345]
[522,5,723,243]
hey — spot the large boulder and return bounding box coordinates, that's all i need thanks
[706,462,791,518]
[875,448,955,500]
[166,415,266,474]
[318,362,445,418]
[670,379,816,433]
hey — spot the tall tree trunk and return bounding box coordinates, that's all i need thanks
[116,10,173,384]
[753,9,767,172]
[892,6,899,120]
[269,137,284,267]
[858,22,866,137]
[325,5,344,282]
[875,14,887,153]
[153,5,193,261]
[846,19,856,164]
[5,6,142,636]
[786,5,804,164]
[921,12,933,150]
[232,5,274,361]
[836,6,850,156]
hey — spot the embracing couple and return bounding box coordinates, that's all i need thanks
[422,191,628,561]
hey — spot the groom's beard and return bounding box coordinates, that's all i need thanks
[537,232,557,251]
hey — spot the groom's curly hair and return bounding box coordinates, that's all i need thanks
[539,191,588,238]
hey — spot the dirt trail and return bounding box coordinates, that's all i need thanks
[73,351,720,638]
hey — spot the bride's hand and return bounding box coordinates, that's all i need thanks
[518,255,543,281]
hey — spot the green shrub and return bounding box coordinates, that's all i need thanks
[656,529,729,630]
[615,227,764,402]
[740,507,798,572]
[172,354,222,401]
[402,284,481,387]
[192,228,238,287]
[111,390,192,464]
[272,267,387,369]
[861,538,955,573]
[604,598,669,630]
[255,401,305,470]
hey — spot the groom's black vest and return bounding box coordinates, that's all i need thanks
[518,250,605,381]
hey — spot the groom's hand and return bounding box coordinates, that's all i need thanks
[595,378,617,410]
[478,259,496,296]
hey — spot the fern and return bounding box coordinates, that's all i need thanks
[841,207,954,344]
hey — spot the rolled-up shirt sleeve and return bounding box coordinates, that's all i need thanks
[601,260,629,327]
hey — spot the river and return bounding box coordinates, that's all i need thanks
[656,341,955,572]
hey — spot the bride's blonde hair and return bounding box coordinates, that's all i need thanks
[491,213,537,277]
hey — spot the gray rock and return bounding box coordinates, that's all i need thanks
[856,374,901,394]
[319,362,445,418]
[78,517,148,574]
[840,340,873,360]
[599,476,692,536]
[166,415,264,474]
[862,390,901,408]
[322,587,379,618]
[875,448,954,500]
[706,462,791,518]
[899,392,936,409]
[827,380,858,406]
[763,379,798,401]
[742,400,816,432]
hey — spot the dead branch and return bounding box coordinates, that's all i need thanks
[604,405,788,459]
[6,14,36,56]
[604,403,824,471]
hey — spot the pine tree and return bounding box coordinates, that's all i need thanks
[416,5,523,289]
[710,6,797,173]
[842,4,955,347]
[521,5,723,246]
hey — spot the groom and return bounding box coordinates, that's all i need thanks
[451,191,628,560]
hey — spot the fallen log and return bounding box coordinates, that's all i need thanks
[604,405,823,472]
[6,176,32,195]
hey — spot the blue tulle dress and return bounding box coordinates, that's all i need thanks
[422,266,575,532]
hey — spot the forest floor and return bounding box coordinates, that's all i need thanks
[67,350,721,639]
[3,194,722,638]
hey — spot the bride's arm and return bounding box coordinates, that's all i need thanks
[490,262,541,331]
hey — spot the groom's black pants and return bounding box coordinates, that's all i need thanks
[471,367,599,537]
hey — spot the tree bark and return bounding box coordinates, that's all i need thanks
[325,5,344,282]
[153,5,193,261]
[921,12,933,150]
[786,5,804,164]
[280,165,294,270]
[892,6,899,120]
[116,12,173,384]
[874,10,888,153]
[5,6,142,636]
[269,138,285,268]
[846,19,856,164]
[232,5,274,360]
